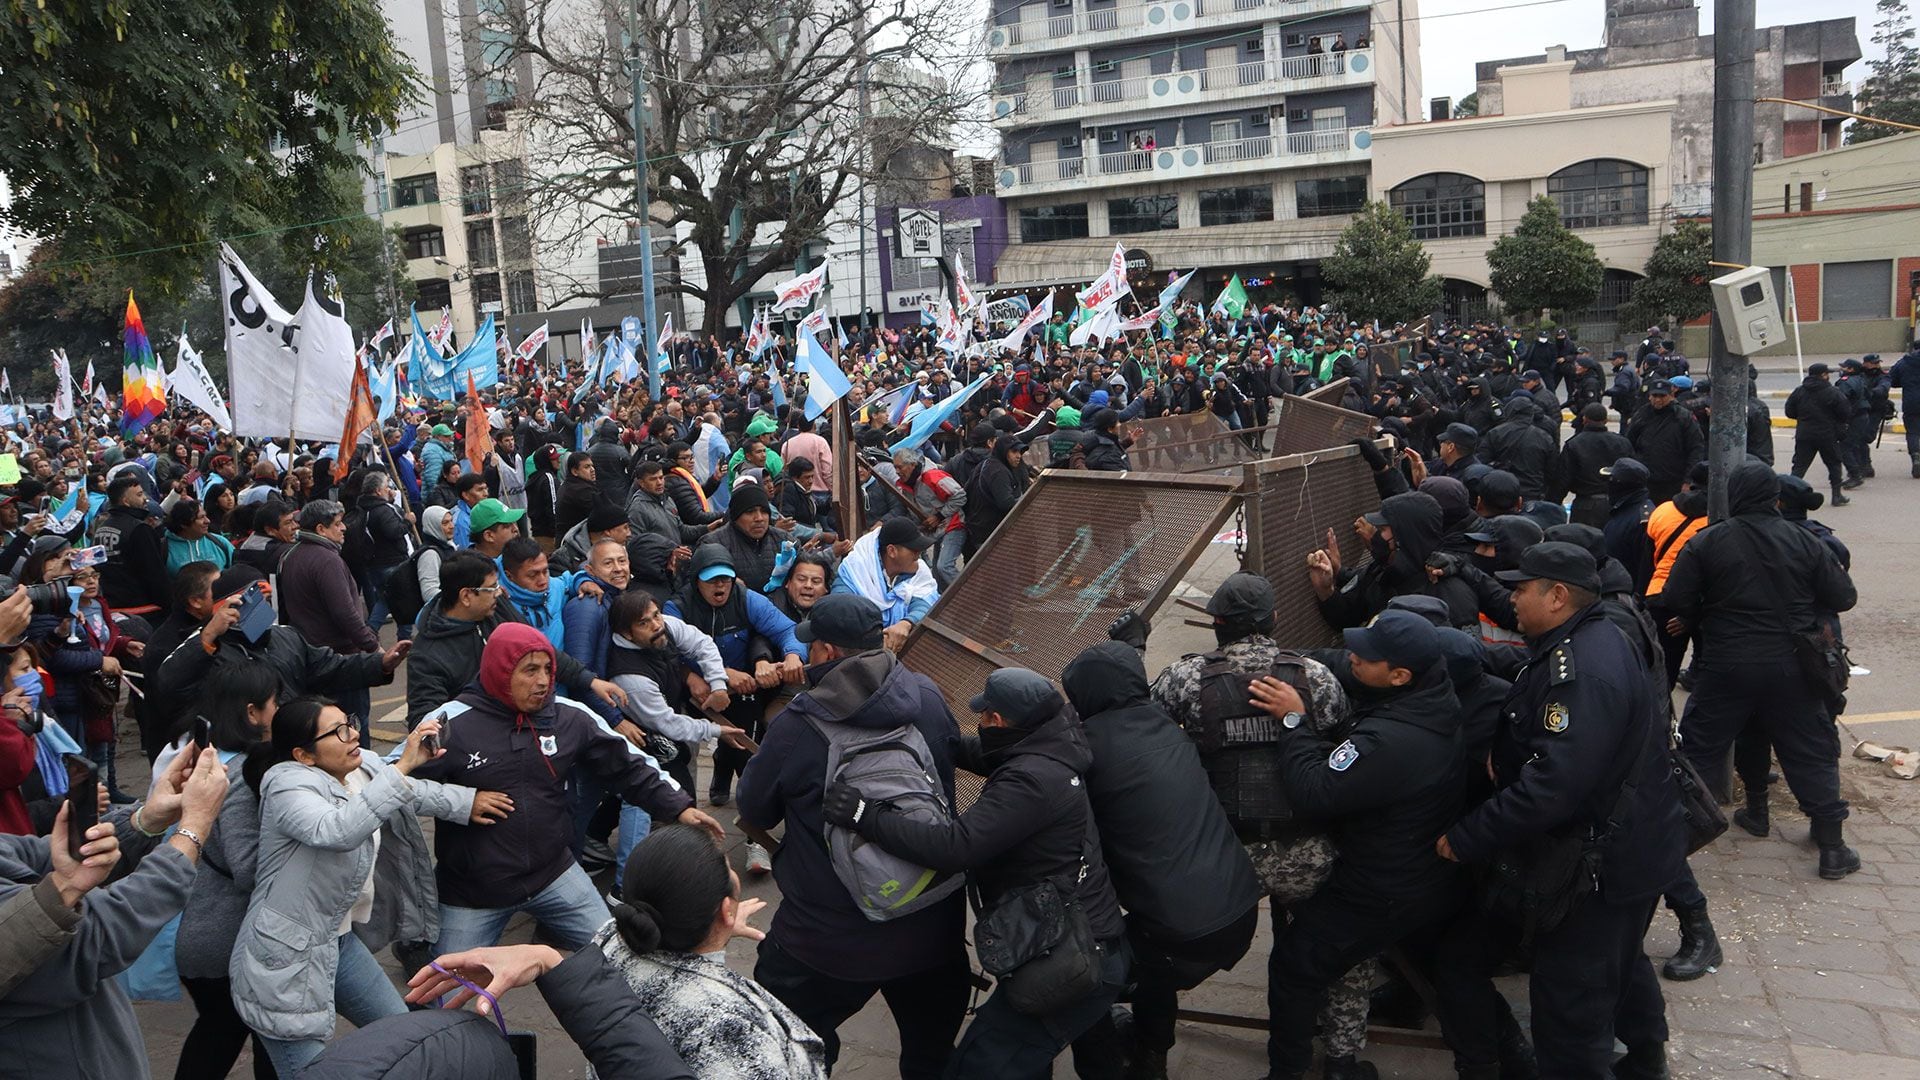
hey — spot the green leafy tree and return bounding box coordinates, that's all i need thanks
[1617,220,1712,334]
[1322,201,1443,325]
[1452,92,1480,118]
[0,170,413,399]
[1487,195,1604,323]
[1852,0,1920,143]
[0,0,418,295]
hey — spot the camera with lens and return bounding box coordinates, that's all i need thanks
[0,577,78,618]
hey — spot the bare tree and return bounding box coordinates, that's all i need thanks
[485,0,981,335]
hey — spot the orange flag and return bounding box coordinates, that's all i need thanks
[335,355,379,481]
[466,370,494,475]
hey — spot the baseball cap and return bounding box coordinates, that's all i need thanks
[468,498,525,534]
[1646,378,1675,394]
[1342,610,1442,674]
[431,424,456,437]
[879,516,934,553]
[1807,362,1831,376]
[1520,369,1543,381]
[586,501,628,533]
[1385,594,1452,627]
[968,668,1064,728]
[691,545,737,582]
[1496,541,1601,593]
[1478,470,1523,508]
[1670,374,1694,389]
[794,594,885,650]
[1205,572,1276,623]
[1438,422,1479,449]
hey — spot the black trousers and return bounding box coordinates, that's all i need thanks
[754,938,971,1080]
[1568,493,1611,529]
[955,939,1129,1080]
[1642,597,1691,690]
[1681,661,1847,824]
[177,976,277,1080]
[1791,436,1845,490]
[1433,893,1667,1076]
[1267,881,1462,1076]
[1096,905,1259,1054]
[709,695,766,797]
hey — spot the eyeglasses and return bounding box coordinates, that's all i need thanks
[469,585,502,596]
[311,720,359,745]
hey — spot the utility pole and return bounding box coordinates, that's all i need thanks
[1706,0,1755,522]
[856,42,872,328]
[629,0,662,401]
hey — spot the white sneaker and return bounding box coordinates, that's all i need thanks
[745,841,773,875]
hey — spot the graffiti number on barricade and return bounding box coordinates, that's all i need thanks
[1021,524,1160,633]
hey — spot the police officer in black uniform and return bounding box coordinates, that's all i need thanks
[1432,543,1685,1079]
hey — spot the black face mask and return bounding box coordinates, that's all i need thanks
[1369,533,1394,564]
[978,725,1029,761]
[1471,552,1503,575]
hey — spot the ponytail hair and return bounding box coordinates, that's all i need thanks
[609,824,731,954]
[241,696,333,792]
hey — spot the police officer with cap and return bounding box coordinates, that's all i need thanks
[1146,574,1385,1080]
[1431,542,1684,1080]
[1246,609,1467,1080]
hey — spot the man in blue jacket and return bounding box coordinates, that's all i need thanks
[738,595,969,1079]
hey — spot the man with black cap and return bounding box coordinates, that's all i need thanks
[1835,358,1874,488]
[1485,400,1559,502]
[1244,608,1467,1080]
[741,594,971,1080]
[1625,379,1703,504]
[831,517,940,653]
[1606,350,1640,434]
[1148,575,1397,1080]
[1785,362,1854,505]
[548,498,631,575]
[1559,405,1634,527]
[1519,370,1562,447]
[823,666,1128,1078]
[699,479,793,593]
[1433,423,1481,479]
[1431,542,1684,1080]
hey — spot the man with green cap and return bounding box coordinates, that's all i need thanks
[418,423,458,497]
[466,498,526,559]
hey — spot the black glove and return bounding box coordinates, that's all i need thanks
[1107,609,1150,650]
[1350,436,1389,471]
[1425,551,1462,580]
[821,782,870,830]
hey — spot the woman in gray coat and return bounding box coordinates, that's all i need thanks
[231,697,512,1076]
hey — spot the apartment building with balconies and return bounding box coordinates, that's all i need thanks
[985,0,1421,303]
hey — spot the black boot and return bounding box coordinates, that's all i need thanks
[1498,1008,1540,1080]
[1321,1055,1378,1080]
[1911,452,1920,479]
[1842,476,1864,489]
[1813,819,1862,879]
[1830,486,1851,506]
[1661,905,1723,980]
[1124,1047,1168,1080]
[1612,1042,1670,1080]
[1732,787,1769,837]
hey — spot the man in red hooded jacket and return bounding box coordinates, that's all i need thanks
[410,624,724,956]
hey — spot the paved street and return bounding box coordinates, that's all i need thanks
[125,409,1920,1078]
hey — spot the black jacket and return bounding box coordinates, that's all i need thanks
[352,494,414,569]
[94,504,169,613]
[1445,604,1686,903]
[665,472,722,526]
[963,449,1027,555]
[1280,659,1465,902]
[698,522,791,595]
[410,682,692,907]
[1484,401,1559,499]
[1559,427,1634,499]
[1063,643,1260,944]
[588,423,632,505]
[1785,375,1852,442]
[858,702,1126,943]
[1319,492,1456,630]
[1624,402,1704,497]
[1661,464,1858,666]
[555,475,600,539]
[737,650,967,982]
[151,624,389,737]
[1081,429,1130,472]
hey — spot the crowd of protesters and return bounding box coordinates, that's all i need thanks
[0,287,1891,1079]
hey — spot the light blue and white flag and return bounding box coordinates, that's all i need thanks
[889,373,991,453]
[794,326,852,422]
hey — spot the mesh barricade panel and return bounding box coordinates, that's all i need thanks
[1272,395,1378,457]
[1252,450,1382,648]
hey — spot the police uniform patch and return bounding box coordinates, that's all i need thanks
[1328,740,1360,771]
[1543,702,1570,733]
[539,734,558,756]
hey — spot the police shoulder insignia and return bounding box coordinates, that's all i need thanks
[1543,702,1570,734]
[1549,645,1576,686]
[1328,740,1361,771]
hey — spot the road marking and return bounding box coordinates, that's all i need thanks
[1840,710,1919,727]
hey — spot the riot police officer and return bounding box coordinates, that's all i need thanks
[1836,358,1873,489]
[1149,572,1381,1080]
[1432,543,1685,1079]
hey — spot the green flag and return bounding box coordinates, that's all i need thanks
[1210,274,1248,319]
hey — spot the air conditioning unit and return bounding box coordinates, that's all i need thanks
[1250,113,1270,128]
[1288,107,1308,122]
[1101,129,1120,142]
[1246,36,1264,53]
[1062,135,1082,148]
[1284,32,1305,47]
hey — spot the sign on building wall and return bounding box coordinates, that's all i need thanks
[896,208,945,259]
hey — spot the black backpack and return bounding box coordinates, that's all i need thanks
[341,506,374,568]
[385,547,429,627]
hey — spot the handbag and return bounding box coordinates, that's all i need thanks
[1732,522,1850,711]
[972,846,1101,1016]
[1668,739,1728,854]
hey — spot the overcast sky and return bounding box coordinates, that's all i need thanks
[1419,0,1891,104]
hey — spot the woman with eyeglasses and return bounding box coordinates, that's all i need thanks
[231,698,514,1076]
[28,542,144,804]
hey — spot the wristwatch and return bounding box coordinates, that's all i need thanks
[1281,711,1305,730]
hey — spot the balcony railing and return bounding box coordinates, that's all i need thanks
[1819,77,1851,96]
[992,50,1372,125]
[999,126,1369,193]
[988,0,1363,52]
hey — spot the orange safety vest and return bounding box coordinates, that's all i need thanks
[1645,500,1708,597]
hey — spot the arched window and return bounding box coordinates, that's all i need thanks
[1548,159,1650,228]
[1389,173,1485,239]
